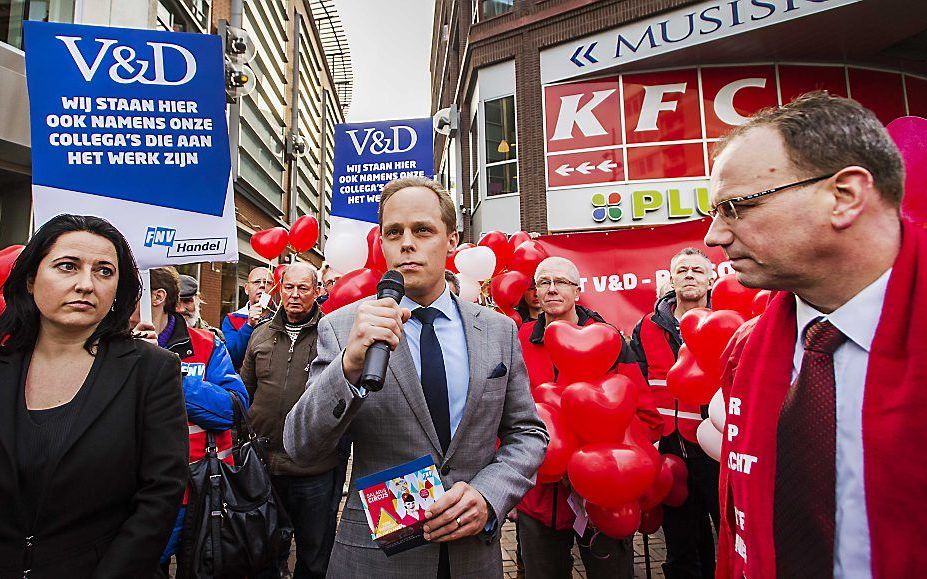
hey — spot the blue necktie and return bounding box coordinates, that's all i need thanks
[412,307,451,452]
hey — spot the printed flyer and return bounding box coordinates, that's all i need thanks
[355,455,445,556]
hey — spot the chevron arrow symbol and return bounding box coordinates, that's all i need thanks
[555,164,574,177]
[597,159,619,172]
[575,161,594,175]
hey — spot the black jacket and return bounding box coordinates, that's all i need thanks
[0,338,189,579]
[631,291,683,377]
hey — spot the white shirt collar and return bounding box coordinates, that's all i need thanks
[795,269,892,352]
[401,283,456,321]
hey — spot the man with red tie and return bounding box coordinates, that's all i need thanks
[705,92,927,578]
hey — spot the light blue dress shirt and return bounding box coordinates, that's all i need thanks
[400,285,470,437]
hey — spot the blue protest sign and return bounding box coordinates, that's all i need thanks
[24,21,230,217]
[331,118,434,224]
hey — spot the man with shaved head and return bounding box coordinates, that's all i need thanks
[223,265,275,369]
[241,262,337,578]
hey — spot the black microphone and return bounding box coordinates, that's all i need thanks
[359,270,405,392]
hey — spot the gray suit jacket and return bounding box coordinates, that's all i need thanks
[284,294,548,578]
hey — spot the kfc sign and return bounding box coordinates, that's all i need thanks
[544,63,926,231]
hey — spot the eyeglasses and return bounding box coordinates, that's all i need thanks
[281,284,315,295]
[709,173,834,221]
[535,278,579,292]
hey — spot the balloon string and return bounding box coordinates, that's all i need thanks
[578,528,612,560]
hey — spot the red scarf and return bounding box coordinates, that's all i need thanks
[717,219,927,578]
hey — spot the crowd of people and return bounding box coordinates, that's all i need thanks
[0,91,921,579]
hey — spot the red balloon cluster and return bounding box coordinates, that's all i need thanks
[475,230,548,323]
[249,215,321,260]
[665,274,762,406]
[531,321,689,539]
[0,245,25,315]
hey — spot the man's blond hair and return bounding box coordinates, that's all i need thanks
[378,176,457,234]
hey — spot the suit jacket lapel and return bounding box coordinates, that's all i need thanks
[445,297,486,463]
[55,339,139,462]
[388,335,443,456]
[0,349,25,491]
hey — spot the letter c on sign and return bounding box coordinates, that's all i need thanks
[714,78,767,127]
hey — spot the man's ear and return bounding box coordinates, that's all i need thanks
[830,166,872,230]
[447,229,459,256]
[151,288,167,307]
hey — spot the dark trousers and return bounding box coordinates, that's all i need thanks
[259,470,339,579]
[659,435,720,579]
[517,512,633,579]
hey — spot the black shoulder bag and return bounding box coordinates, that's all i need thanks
[176,394,293,578]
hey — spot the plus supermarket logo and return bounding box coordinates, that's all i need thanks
[591,192,622,222]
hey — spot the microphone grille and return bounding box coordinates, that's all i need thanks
[377,270,405,297]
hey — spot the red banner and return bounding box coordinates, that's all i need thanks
[536,218,729,334]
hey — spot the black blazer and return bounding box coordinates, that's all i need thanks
[0,337,189,579]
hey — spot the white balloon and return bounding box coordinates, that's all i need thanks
[708,388,726,433]
[324,233,368,274]
[455,246,496,281]
[697,419,723,461]
[456,273,481,303]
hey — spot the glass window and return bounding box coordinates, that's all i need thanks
[484,96,516,164]
[469,111,480,208]
[481,0,513,20]
[220,263,241,320]
[2,0,74,49]
[487,162,517,196]
[483,95,517,197]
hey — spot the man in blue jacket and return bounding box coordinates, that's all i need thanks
[222,266,274,369]
[134,267,250,566]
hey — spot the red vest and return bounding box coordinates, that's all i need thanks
[182,328,234,503]
[637,314,702,443]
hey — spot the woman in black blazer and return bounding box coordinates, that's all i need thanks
[0,214,189,579]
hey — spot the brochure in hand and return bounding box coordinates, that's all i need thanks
[355,455,446,556]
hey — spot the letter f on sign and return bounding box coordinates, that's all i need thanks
[635,83,687,132]
[551,89,616,141]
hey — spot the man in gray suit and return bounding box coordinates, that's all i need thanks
[284,176,548,578]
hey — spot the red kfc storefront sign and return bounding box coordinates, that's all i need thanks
[543,63,927,231]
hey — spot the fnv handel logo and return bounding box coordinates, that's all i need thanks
[144,227,228,258]
[56,35,197,86]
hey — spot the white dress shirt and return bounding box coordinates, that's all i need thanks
[793,269,891,579]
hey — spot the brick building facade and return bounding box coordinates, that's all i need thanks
[431,0,927,241]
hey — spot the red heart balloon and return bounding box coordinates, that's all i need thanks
[567,443,658,508]
[662,454,690,507]
[535,403,579,484]
[532,382,564,408]
[680,309,745,378]
[666,345,718,406]
[491,270,532,312]
[639,456,675,510]
[622,417,662,464]
[478,231,512,275]
[508,240,549,277]
[561,375,638,444]
[288,215,319,252]
[587,502,641,540]
[678,307,710,344]
[319,268,379,314]
[544,321,623,384]
[250,227,289,261]
[508,231,531,250]
[752,290,772,318]
[638,505,664,535]
[0,245,25,289]
[365,227,388,274]
[503,309,523,327]
[712,274,760,319]
[888,116,927,224]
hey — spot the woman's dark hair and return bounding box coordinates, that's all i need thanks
[0,214,141,354]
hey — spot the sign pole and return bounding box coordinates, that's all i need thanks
[139,269,153,325]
